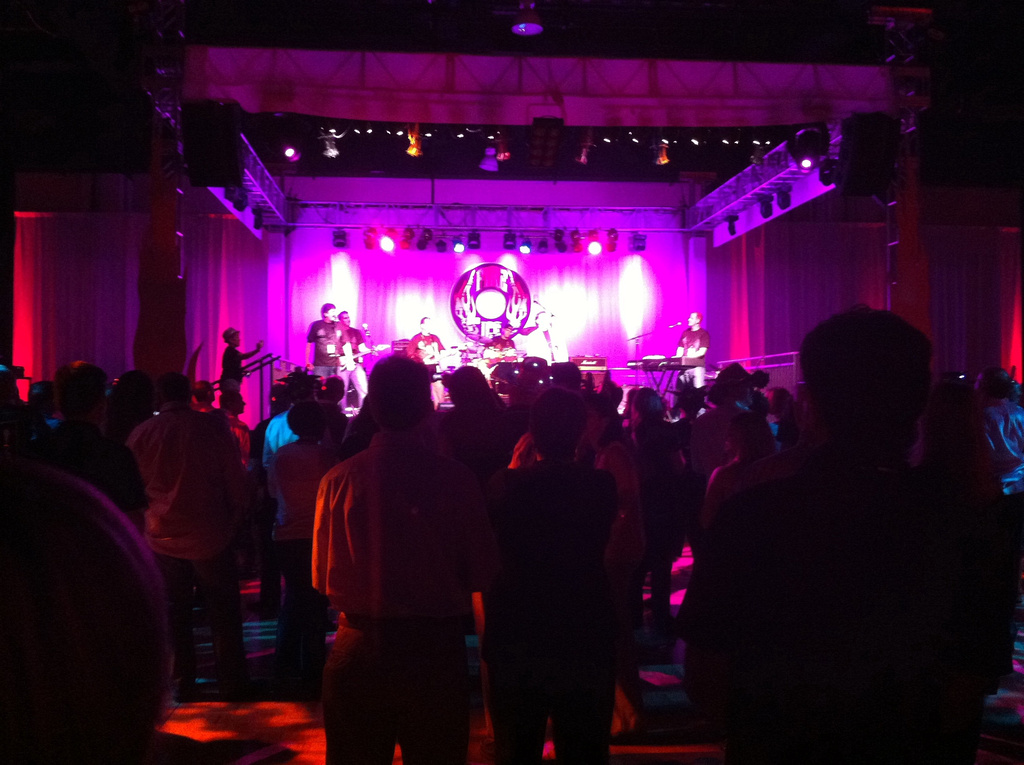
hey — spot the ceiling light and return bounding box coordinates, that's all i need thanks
[655,144,670,165]
[406,124,422,157]
[519,238,532,255]
[553,229,567,253]
[380,229,396,252]
[503,231,516,250]
[435,239,448,253]
[630,233,646,252]
[587,231,602,255]
[512,1,543,36]
[468,231,481,249]
[777,186,792,209]
[479,146,499,172]
[332,229,348,248]
[607,228,618,252]
[453,236,466,253]
[570,229,582,253]
[758,195,773,219]
[283,145,301,162]
[363,228,377,249]
[417,228,433,250]
[788,127,827,172]
[536,238,548,253]
[401,227,415,249]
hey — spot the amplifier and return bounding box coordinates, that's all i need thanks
[391,340,410,356]
[570,356,607,371]
[571,356,608,390]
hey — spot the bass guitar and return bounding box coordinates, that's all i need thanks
[334,344,389,371]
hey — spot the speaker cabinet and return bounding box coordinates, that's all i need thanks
[182,101,242,188]
[836,112,901,197]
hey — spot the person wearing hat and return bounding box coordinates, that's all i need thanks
[221,327,264,392]
[689,362,756,480]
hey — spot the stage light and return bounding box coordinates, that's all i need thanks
[587,233,602,256]
[435,239,448,253]
[788,127,826,172]
[495,131,510,162]
[519,238,532,255]
[512,1,543,36]
[726,216,738,237]
[576,128,594,165]
[607,228,618,252]
[503,231,516,250]
[283,144,301,162]
[630,232,646,252]
[818,158,838,186]
[479,146,499,172]
[380,229,396,252]
[570,229,582,253]
[407,124,423,157]
[468,231,481,249]
[332,229,348,248]
[537,238,549,253]
[417,228,433,250]
[777,186,792,209]
[758,195,773,219]
[363,227,378,249]
[320,129,340,159]
[400,227,415,249]
[655,144,670,165]
[453,236,466,253]
[553,229,567,253]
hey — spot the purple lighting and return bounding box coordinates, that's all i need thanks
[587,240,603,256]
[283,145,301,162]
[380,234,396,252]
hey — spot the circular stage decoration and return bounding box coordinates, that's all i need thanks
[450,263,531,343]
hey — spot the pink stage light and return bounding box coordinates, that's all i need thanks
[283,145,301,162]
[587,237,602,255]
[379,234,396,252]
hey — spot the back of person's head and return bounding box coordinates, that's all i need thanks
[269,381,290,417]
[284,369,318,403]
[551,362,582,391]
[0,458,168,763]
[445,365,497,410]
[368,355,432,431]
[287,400,328,441]
[54,361,108,420]
[976,367,1014,400]
[767,387,794,418]
[725,410,777,463]
[156,371,192,405]
[109,370,155,415]
[192,380,215,405]
[219,389,244,414]
[0,366,20,405]
[530,387,586,461]
[319,376,346,405]
[707,363,753,407]
[630,387,665,425]
[800,307,931,457]
[28,380,55,414]
[583,390,625,447]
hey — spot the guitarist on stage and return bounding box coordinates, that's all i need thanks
[336,310,371,411]
[407,316,446,409]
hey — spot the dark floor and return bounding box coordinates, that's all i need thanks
[158,548,1024,764]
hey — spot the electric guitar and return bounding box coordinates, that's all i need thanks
[334,344,389,371]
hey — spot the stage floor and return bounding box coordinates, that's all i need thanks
[157,550,1024,764]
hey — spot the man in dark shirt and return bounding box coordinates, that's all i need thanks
[39,361,147,525]
[676,309,966,763]
[306,303,343,379]
[220,327,264,391]
[485,387,618,764]
[675,311,710,388]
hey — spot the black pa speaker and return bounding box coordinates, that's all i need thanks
[182,101,243,188]
[836,112,901,197]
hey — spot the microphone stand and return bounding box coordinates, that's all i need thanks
[627,329,658,387]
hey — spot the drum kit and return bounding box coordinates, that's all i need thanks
[441,341,527,388]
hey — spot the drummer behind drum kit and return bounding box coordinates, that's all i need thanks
[436,341,526,385]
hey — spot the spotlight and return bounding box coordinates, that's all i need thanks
[655,144,670,166]
[332,229,348,248]
[283,144,301,162]
[777,186,792,210]
[607,228,618,252]
[417,228,433,250]
[435,238,448,253]
[570,229,582,253]
[407,124,423,157]
[536,238,548,253]
[479,146,499,172]
[380,229,397,252]
[630,232,646,252]
[400,227,415,249]
[587,238,602,256]
[468,231,481,249]
[818,158,838,186]
[519,238,532,255]
[503,231,516,250]
[453,236,466,253]
[788,127,826,172]
[363,227,378,249]
[553,229,567,253]
[726,216,738,237]
[758,195,773,219]
[512,1,543,36]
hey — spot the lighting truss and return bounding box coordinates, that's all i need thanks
[684,130,840,246]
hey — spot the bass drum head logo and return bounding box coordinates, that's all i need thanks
[450,263,531,343]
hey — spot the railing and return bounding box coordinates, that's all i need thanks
[212,352,305,422]
[714,352,800,393]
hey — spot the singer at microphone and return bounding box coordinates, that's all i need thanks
[674,311,709,388]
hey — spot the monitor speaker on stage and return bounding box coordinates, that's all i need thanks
[836,112,901,197]
[182,101,243,188]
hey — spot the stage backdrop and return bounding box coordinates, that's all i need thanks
[14,211,269,417]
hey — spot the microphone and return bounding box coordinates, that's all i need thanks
[362,323,368,330]
[668,321,684,328]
